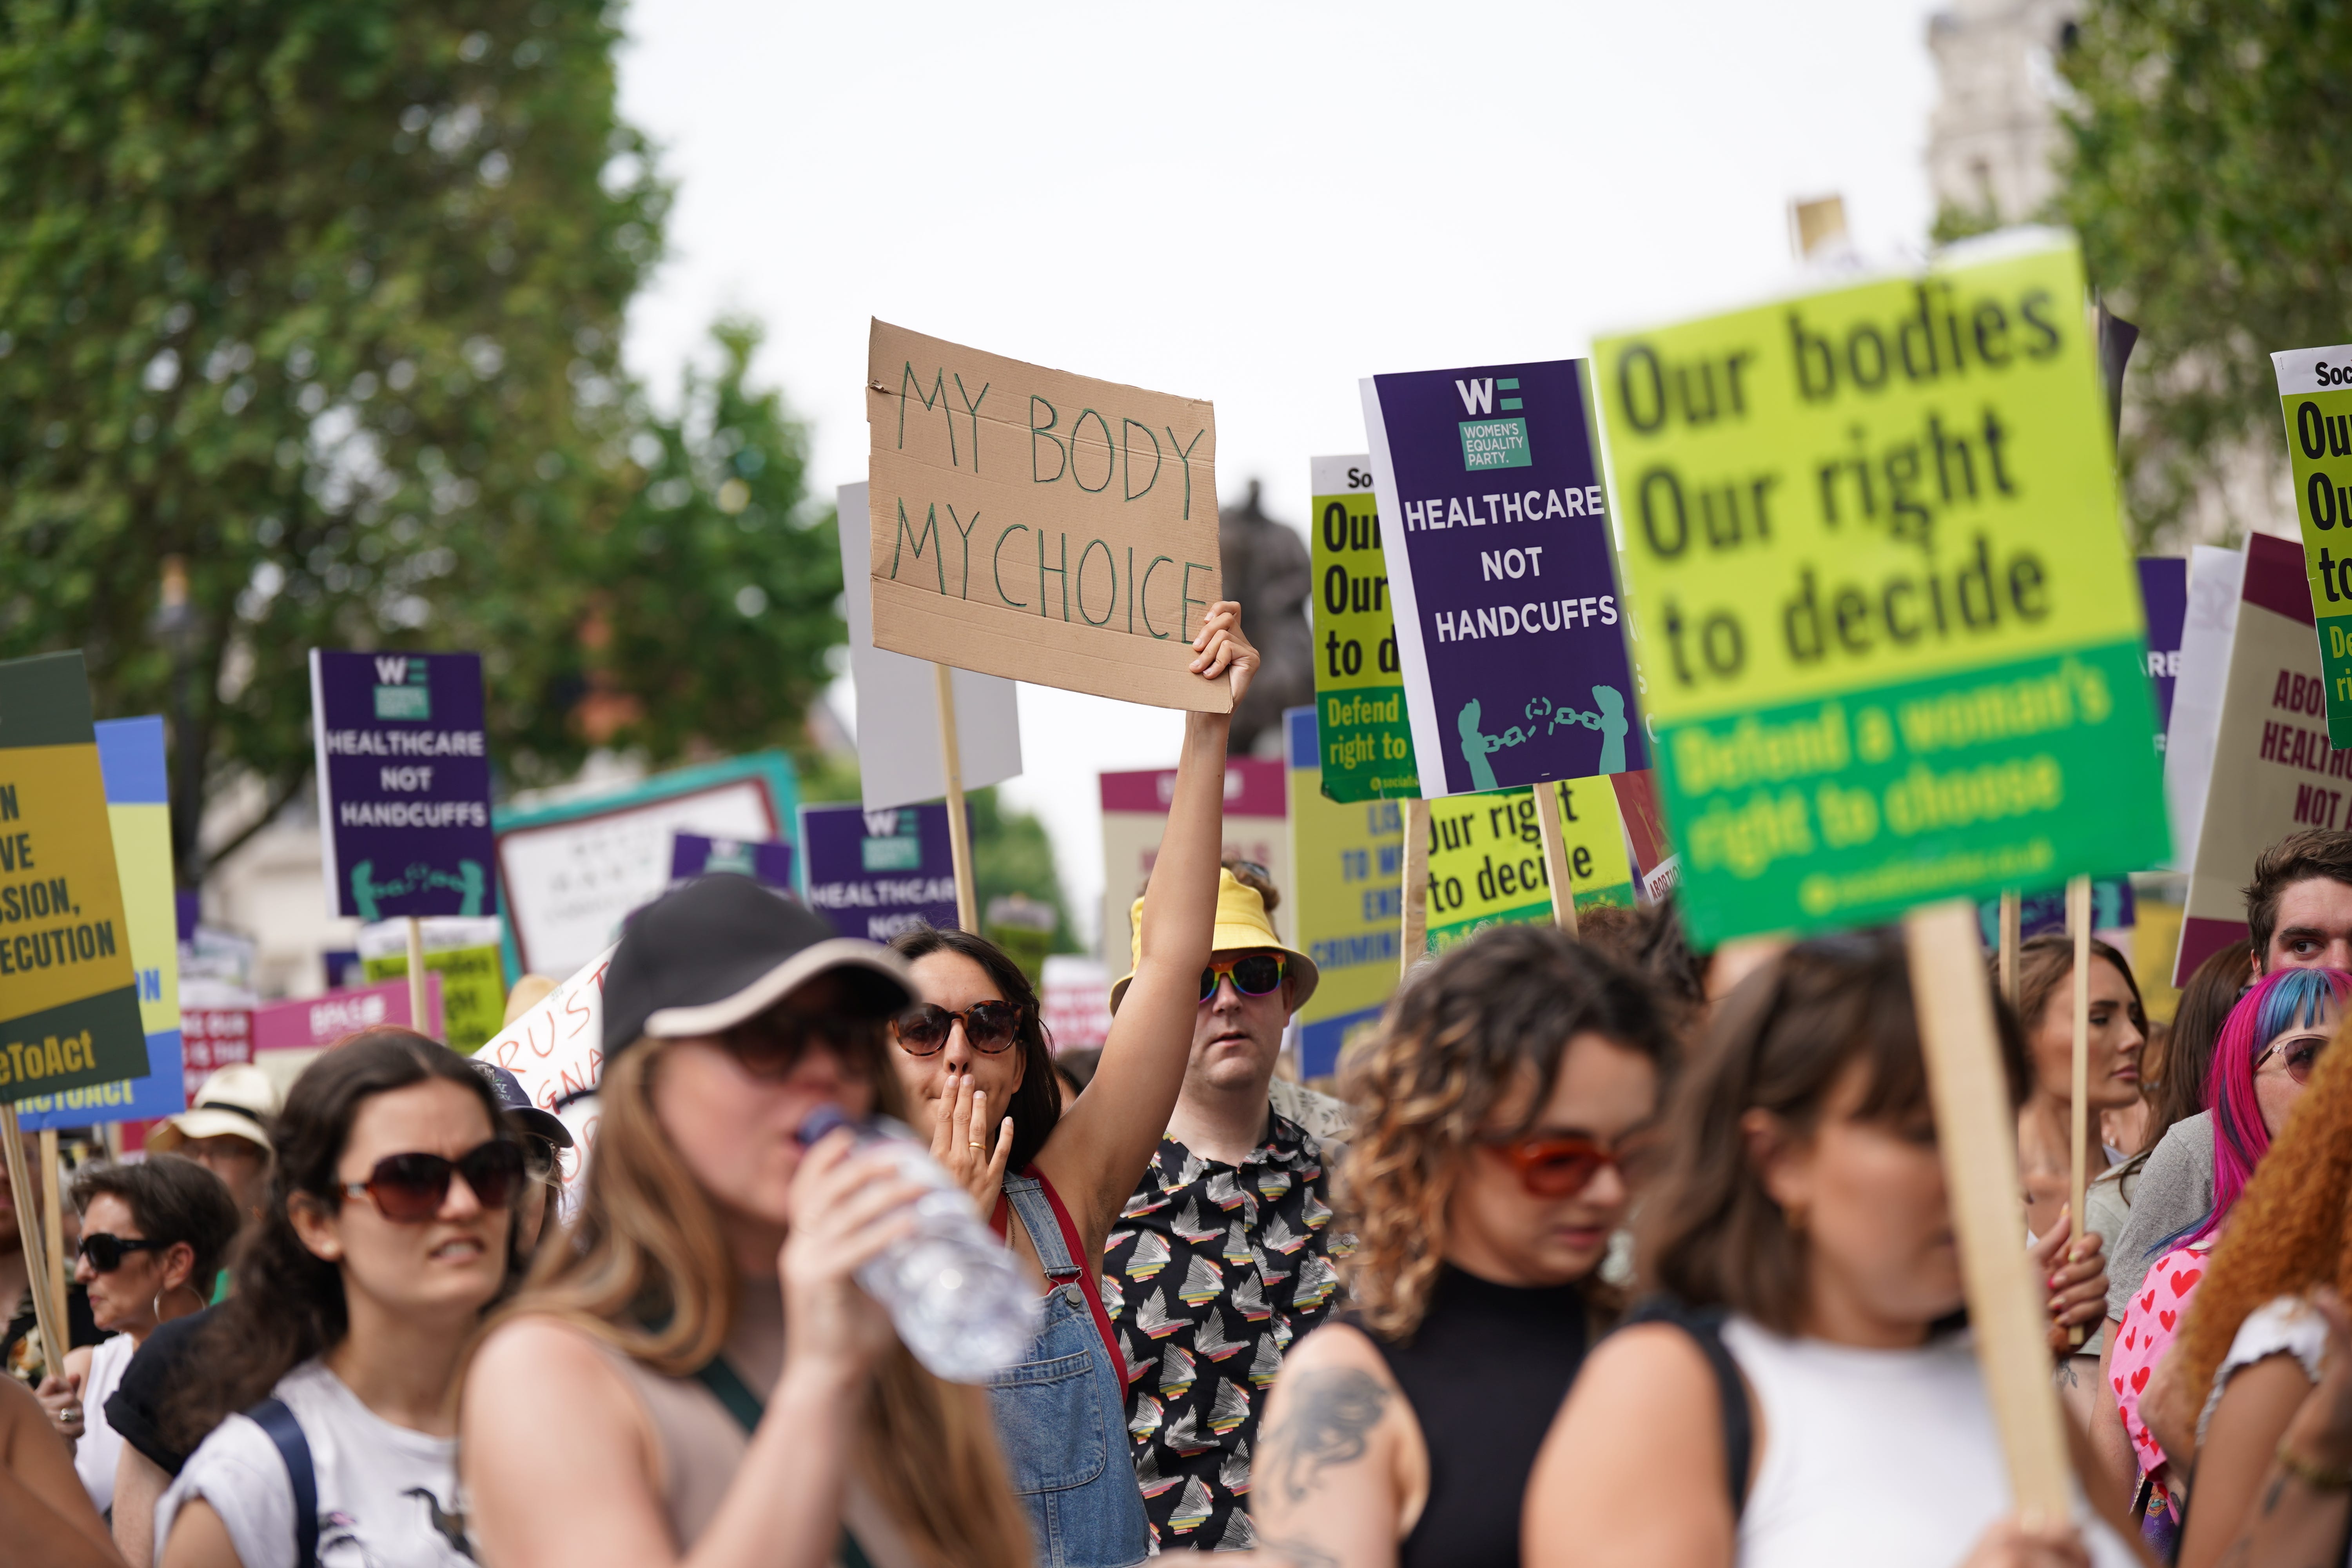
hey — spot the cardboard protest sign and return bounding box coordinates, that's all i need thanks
[837,481,1025,811]
[2273,346,2352,748]
[865,321,1227,711]
[1310,456,1419,800]
[1592,232,2168,944]
[496,752,798,979]
[670,832,795,891]
[359,917,504,1053]
[2139,558,2188,746]
[2175,533,2339,980]
[1422,780,1635,955]
[480,947,613,1190]
[1363,360,1644,798]
[16,717,185,1129]
[309,651,496,920]
[1285,707,1405,1076]
[1098,760,1289,973]
[799,802,960,942]
[0,652,147,1100]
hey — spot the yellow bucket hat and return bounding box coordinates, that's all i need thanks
[1109,868,1319,1014]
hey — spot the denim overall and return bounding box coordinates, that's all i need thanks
[991,1174,1152,1568]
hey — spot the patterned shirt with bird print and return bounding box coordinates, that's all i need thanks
[1109,1111,1353,1551]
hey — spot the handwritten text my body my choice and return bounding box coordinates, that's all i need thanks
[881,361,1216,637]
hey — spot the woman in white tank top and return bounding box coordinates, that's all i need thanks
[1523,931,2138,1568]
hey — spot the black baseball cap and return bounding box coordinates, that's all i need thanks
[599,875,915,1059]
[469,1059,574,1149]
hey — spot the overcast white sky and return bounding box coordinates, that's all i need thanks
[616,0,1950,948]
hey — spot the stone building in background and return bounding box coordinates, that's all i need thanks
[1218,479,1314,757]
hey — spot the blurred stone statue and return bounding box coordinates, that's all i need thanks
[1219,479,1312,757]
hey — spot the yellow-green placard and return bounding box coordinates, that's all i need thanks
[1592,232,2166,944]
[1310,456,1419,800]
[363,940,505,1053]
[2271,345,2352,748]
[0,652,147,1097]
[1285,706,1405,1075]
[1424,778,1634,953]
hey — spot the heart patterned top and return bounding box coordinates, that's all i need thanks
[2111,1241,2210,1487]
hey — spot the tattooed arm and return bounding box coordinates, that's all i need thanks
[2204,1289,2352,1568]
[2177,1355,2322,1568]
[1250,1324,1424,1568]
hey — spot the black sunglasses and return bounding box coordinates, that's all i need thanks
[339,1139,526,1223]
[1200,953,1286,1003]
[77,1233,166,1273]
[893,1001,1024,1056]
[718,1010,884,1081]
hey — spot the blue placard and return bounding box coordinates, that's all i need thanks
[1365,359,1645,797]
[671,833,796,892]
[1976,878,2138,950]
[2138,557,2187,745]
[308,650,497,919]
[797,802,960,942]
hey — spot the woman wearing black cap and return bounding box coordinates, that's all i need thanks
[461,877,1031,1568]
[884,601,1257,1566]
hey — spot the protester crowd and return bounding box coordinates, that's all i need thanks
[5,605,2351,1568]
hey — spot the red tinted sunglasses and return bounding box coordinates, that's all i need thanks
[339,1140,525,1222]
[1483,1133,1651,1198]
[893,1001,1024,1056]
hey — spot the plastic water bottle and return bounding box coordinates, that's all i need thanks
[797,1105,1039,1382]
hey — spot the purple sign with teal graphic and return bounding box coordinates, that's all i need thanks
[670,832,795,892]
[309,650,496,919]
[1362,359,1645,798]
[797,802,960,942]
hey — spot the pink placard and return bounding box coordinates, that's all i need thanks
[252,974,444,1053]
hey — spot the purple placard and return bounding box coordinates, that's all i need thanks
[308,650,497,919]
[670,832,796,892]
[796,802,960,942]
[1364,360,1645,797]
[2138,557,2187,740]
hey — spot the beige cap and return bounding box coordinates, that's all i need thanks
[147,1063,279,1155]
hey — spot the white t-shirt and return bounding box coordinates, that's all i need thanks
[153,1359,473,1568]
[72,1332,136,1515]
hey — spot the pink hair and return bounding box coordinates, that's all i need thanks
[2179,965,2352,1248]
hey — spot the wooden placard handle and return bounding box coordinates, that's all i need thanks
[2066,875,2094,1349]
[406,916,430,1040]
[1400,799,1430,980]
[1998,889,2022,1008]
[1535,781,1580,938]
[0,1106,63,1381]
[935,663,980,933]
[1904,899,2073,1517]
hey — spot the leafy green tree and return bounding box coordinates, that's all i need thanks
[2059,2,2352,546]
[0,0,842,887]
[968,786,1080,955]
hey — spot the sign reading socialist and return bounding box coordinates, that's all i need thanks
[865,321,1229,712]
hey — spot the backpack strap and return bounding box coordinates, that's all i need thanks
[690,1357,875,1568]
[246,1397,319,1568]
[1620,1298,1752,1522]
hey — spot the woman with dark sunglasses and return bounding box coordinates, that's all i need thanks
[1524,932,2135,1568]
[884,600,1258,1567]
[154,1027,523,1568]
[1250,924,1673,1568]
[40,1156,238,1517]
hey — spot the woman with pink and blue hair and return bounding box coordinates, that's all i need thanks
[2102,965,2347,1544]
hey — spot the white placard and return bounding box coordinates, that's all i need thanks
[839,481,1024,811]
[2163,545,2247,873]
[478,944,615,1212]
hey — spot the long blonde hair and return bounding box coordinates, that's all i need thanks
[501,1038,1030,1568]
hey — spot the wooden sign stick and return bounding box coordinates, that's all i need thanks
[37,1129,65,1338]
[1400,799,1430,980]
[0,1106,63,1381]
[1998,890,2022,1007]
[2066,874,2093,1349]
[1534,782,1580,938]
[406,916,430,1040]
[934,663,980,933]
[1905,899,2072,1517]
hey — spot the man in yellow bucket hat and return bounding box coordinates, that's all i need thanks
[1103,860,1354,1549]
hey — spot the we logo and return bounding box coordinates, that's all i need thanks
[372,655,431,721]
[1454,378,1525,417]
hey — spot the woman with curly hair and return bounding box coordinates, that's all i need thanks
[1249,924,1674,1568]
[2143,988,2352,1568]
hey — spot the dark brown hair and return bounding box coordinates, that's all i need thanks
[1339,923,1674,1340]
[166,1029,515,1453]
[70,1154,242,1297]
[1638,930,2029,1334]
[889,927,1060,1173]
[2245,828,2352,960]
[2148,938,2254,1146]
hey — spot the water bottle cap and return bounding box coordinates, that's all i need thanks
[795,1103,860,1146]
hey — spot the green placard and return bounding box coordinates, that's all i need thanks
[1592,232,2167,944]
[1310,455,1419,801]
[0,652,149,1100]
[2272,346,2352,748]
[363,943,505,1054]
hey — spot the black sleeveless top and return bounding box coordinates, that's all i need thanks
[1346,1265,1593,1568]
